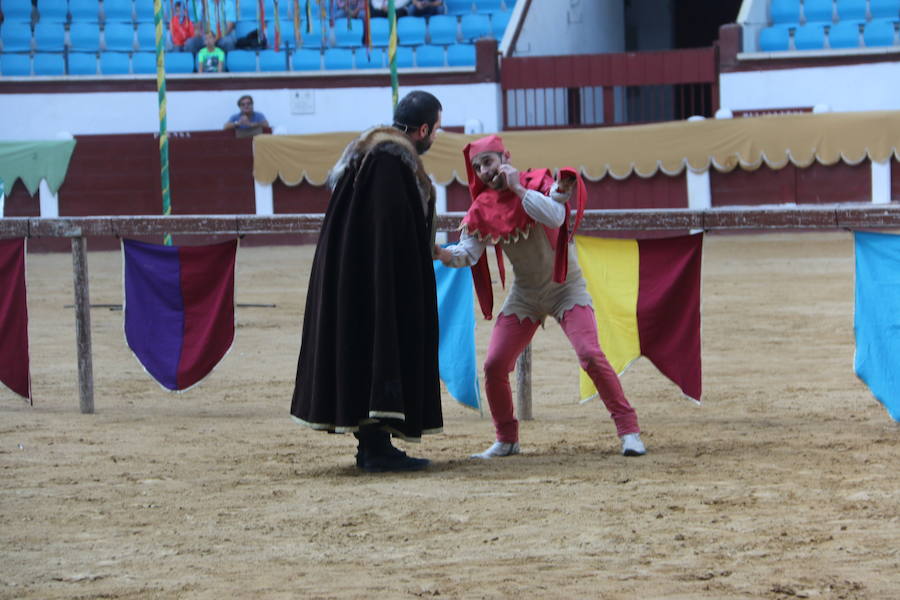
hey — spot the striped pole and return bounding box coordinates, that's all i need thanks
[388,0,398,109]
[153,0,173,246]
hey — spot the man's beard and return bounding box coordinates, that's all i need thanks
[415,136,433,155]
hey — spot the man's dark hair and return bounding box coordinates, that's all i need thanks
[393,91,442,135]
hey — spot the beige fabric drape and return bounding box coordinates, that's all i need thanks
[253,110,900,186]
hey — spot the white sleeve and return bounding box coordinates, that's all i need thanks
[443,230,487,267]
[522,183,569,228]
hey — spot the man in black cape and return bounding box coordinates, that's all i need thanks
[291,91,444,472]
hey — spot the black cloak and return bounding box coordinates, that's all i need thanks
[290,127,443,441]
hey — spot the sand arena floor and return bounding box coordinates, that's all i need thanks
[1,232,898,599]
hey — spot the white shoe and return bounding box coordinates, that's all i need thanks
[471,441,520,459]
[620,433,646,457]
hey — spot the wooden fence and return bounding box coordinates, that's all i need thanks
[3,204,900,414]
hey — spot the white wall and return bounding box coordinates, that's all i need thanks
[720,62,900,113]
[0,82,501,140]
[514,0,624,56]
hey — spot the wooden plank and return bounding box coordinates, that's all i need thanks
[5,206,900,241]
[703,208,838,229]
[516,345,533,421]
[237,215,325,234]
[71,237,94,414]
[837,206,900,229]
[579,209,704,230]
[0,218,29,237]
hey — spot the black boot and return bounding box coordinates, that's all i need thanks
[354,426,429,473]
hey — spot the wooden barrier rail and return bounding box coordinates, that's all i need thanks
[3,204,900,414]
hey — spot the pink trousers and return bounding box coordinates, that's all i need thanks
[483,304,640,443]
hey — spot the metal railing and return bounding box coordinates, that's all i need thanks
[500,48,718,129]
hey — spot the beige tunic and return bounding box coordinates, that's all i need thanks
[446,187,593,322]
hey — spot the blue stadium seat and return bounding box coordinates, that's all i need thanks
[828,20,863,47]
[132,52,156,73]
[37,2,70,23]
[164,51,194,73]
[415,44,444,67]
[356,47,384,68]
[869,0,900,19]
[134,2,157,23]
[0,53,31,76]
[428,15,459,45]
[1,22,33,52]
[333,18,364,47]
[226,50,257,72]
[793,23,827,48]
[292,48,321,70]
[369,18,391,46]
[103,22,136,51]
[474,0,503,13]
[460,13,491,41]
[69,22,102,51]
[758,24,792,50]
[3,0,34,23]
[770,0,801,24]
[99,51,131,74]
[397,16,426,45]
[296,21,328,48]
[235,20,257,38]
[863,19,897,45]
[103,0,135,23]
[239,0,259,21]
[491,10,510,38]
[394,45,413,67]
[68,52,98,75]
[323,47,353,69]
[258,48,288,71]
[69,0,101,22]
[268,0,291,19]
[446,42,475,65]
[835,0,867,21]
[445,0,474,15]
[136,22,160,50]
[33,53,65,75]
[803,0,834,23]
[33,22,67,51]
[265,21,297,49]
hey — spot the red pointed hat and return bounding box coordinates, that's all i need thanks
[462,134,510,200]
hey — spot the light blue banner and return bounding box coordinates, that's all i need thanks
[854,230,900,421]
[434,260,481,411]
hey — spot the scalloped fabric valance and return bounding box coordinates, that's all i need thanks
[253,110,900,187]
[0,140,77,196]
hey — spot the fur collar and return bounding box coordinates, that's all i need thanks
[328,126,436,248]
[328,126,430,198]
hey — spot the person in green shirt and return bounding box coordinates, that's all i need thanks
[197,32,225,73]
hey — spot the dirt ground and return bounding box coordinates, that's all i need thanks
[1,231,898,599]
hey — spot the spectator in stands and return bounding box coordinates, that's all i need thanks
[185,0,238,54]
[410,0,444,17]
[224,95,270,137]
[335,0,366,18]
[370,0,410,18]
[197,32,225,72]
[170,1,196,50]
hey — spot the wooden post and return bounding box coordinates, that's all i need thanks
[71,236,94,414]
[516,343,533,420]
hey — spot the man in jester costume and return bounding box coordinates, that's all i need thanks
[435,135,646,458]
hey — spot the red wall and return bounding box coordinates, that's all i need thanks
[711,161,871,206]
[7,131,894,252]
